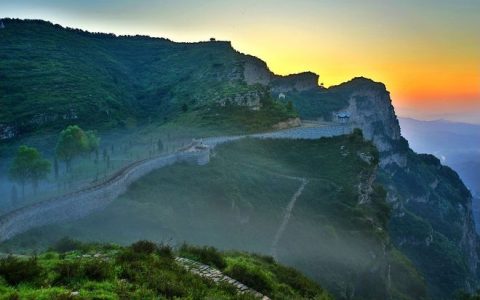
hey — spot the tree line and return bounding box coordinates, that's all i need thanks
[8,125,99,199]
[8,125,167,203]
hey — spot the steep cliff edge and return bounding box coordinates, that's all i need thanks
[329,78,480,298]
[277,74,480,298]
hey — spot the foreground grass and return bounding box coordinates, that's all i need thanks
[0,240,331,299]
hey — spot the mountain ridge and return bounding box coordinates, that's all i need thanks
[1,18,479,299]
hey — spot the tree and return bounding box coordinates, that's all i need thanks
[31,158,51,194]
[55,125,89,172]
[181,103,188,113]
[54,156,59,179]
[157,138,164,153]
[9,145,51,197]
[85,130,100,158]
[10,185,18,205]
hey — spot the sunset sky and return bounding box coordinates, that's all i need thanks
[2,0,479,123]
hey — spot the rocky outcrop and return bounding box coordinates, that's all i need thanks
[243,58,273,86]
[215,89,265,109]
[272,118,301,130]
[272,72,320,92]
[0,124,17,140]
[330,78,401,150]
[243,58,320,93]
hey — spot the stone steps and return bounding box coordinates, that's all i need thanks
[175,257,270,300]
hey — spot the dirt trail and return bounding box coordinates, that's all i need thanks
[270,178,308,259]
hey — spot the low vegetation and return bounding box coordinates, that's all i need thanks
[0,240,331,299]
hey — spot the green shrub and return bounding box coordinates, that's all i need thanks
[130,240,157,255]
[275,265,321,297]
[83,259,113,281]
[147,271,186,298]
[179,244,226,270]
[53,260,83,285]
[156,244,174,259]
[0,256,44,286]
[226,264,272,295]
[118,261,144,282]
[252,253,275,264]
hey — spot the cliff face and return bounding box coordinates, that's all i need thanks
[246,56,479,296]
[243,58,320,93]
[384,152,480,298]
[266,72,479,298]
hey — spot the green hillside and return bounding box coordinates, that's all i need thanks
[1,132,427,300]
[0,240,331,299]
[0,19,294,136]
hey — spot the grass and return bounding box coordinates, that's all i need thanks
[0,241,331,299]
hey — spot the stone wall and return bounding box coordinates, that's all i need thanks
[0,146,210,242]
[0,123,348,242]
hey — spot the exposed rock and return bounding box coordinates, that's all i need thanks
[331,78,401,153]
[272,118,302,130]
[272,72,320,92]
[215,89,264,109]
[243,58,273,86]
[0,124,17,140]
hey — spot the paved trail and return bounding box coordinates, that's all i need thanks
[175,257,271,299]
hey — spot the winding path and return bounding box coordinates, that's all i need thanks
[271,178,309,259]
[0,122,351,242]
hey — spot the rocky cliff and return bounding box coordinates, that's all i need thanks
[235,50,480,297]
[264,70,480,298]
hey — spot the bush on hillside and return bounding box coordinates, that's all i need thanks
[53,260,83,285]
[83,259,114,281]
[0,256,44,285]
[156,244,174,259]
[226,264,272,295]
[179,244,226,270]
[275,265,322,298]
[130,240,157,254]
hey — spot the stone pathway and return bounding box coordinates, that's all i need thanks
[175,257,271,300]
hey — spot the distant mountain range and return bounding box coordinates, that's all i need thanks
[399,117,480,196]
